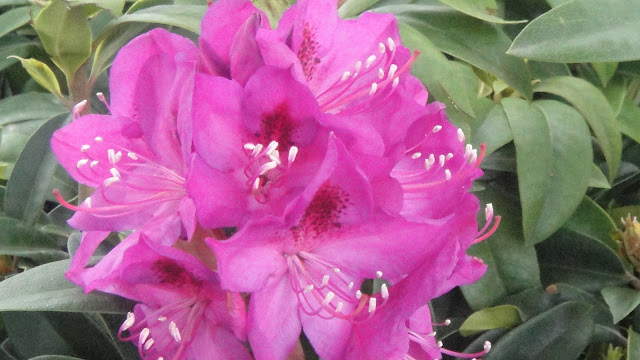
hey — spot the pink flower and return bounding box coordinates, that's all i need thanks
[209,135,467,360]
[74,233,250,360]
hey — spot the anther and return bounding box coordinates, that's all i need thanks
[288,146,298,164]
[96,92,107,104]
[127,152,138,160]
[139,328,150,344]
[432,125,442,133]
[77,159,89,168]
[425,158,431,170]
[368,297,377,313]
[321,292,335,306]
[265,141,279,155]
[369,83,378,96]
[169,321,182,342]
[355,290,362,299]
[252,177,261,191]
[485,203,494,221]
[388,64,398,79]
[321,274,330,286]
[243,143,256,150]
[445,169,451,180]
[269,150,282,165]
[411,152,422,159]
[144,338,155,350]
[94,136,103,142]
[392,78,399,88]
[355,61,362,72]
[304,284,314,293]
[115,151,122,163]
[90,160,98,168]
[457,128,465,142]
[122,312,135,331]
[258,161,278,176]
[429,154,435,165]
[378,42,386,54]
[108,149,116,164]
[348,282,354,290]
[80,144,90,152]
[378,68,385,79]
[376,270,383,278]
[387,37,396,51]
[341,71,351,81]
[333,267,341,273]
[365,55,376,68]
[72,100,88,119]
[110,168,121,179]
[157,316,167,322]
[446,153,453,160]
[85,197,92,208]
[439,154,445,167]
[381,283,389,299]
[336,302,344,312]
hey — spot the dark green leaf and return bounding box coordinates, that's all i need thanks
[502,98,553,244]
[461,186,541,310]
[471,103,513,156]
[0,7,30,39]
[590,164,612,189]
[528,60,571,80]
[619,98,640,145]
[2,312,75,359]
[375,0,532,98]
[629,328,640,360]
[459,305,523,336]
[601,287,640,323]
[4,113,70,225]
[528,100,592,242]
[537,228,629,291]
[0,93,67,126]
[437,0,526,24]
[0,216,66,259]
[34,0,92,79]
[0,260,134,313]
[109,5,206,34]
[508,0,640,62]
[563,196,618,250]
[485,301,594,360]
[535,76,621,182]
[29,356,84,360]
[0,37,37,73]
[593,62,618,88]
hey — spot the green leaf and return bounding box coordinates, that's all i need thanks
[0,216,66,259]
[590,164,612,189]
[34,0,92,80]
[0,7,30,39]
[0,93,67,126]
[619,98,640,145]
[508,0,640,62]
[2,312,76,359]
[535,76,621,182]
[377,0,532,99]
[528,100,592,243]
[629,328,640,360]
[502,98,552,244]
[338,0,382,18]
[437,0,526,24]
[601,287,640,324]
[461,186,541,310]
[471,103,513,156]
[4,113,70,225]
[537,228,629,291]
[563,196,618,250]
[252,0,295,27]
[485,302,594,360]
[0,260,134,313]
[0,37,37,73]
[69,0,125,16]
[29,356,84,360]
[8,57,64,98]
[90,22,150,80]
[109,5,206,34]
[593,62,618,88]
[459,305,523,336]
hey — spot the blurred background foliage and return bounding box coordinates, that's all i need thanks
[0,0,639,359]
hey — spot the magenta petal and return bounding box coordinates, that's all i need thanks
[229,13,267,86]
[248,275,302,360]
[189,326,252,360]
[66,231,110,287]
[300,311,351,360]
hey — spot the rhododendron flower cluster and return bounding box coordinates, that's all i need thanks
[51,0,500,359]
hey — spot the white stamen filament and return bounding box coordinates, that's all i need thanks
[369,83,378,96]
[365,55,376,68]
[77,159,89,168]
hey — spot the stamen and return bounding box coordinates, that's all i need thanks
[121,312,135,332]
[411,152,422,159]
[85,197,91,208]
[392,78,399,88]
[365,55,376,68]
[333,267,341,273]
[445,169,451,180]
[144,338,154,350]
[258,161,278,176]
[336,302,344,312]
[80,144,90,152]
[169,321,182,342]
[157,316,167,322]
[439,154,445,167]
[244,143,256,150]
[72,100,88,120]
[321,274,330,286]
[348,282,354,290]
[369,83,378,96]
[378,42,386,54]
[378,68,385,79]
[252,177,261,192]
[77,159,89,168]
[341,71,351,81]
[387,37,396,51]
[355,290,362,299]
[251,143,263,157]
[108,149,116,164]
[388,64,398,79]
[139,328,150,344]
[425,158,431,170]
[265,141,279,155]
[304,284,314,293]
[127,152,138,160]
[90,160,99,168]
[446,153,453,160]
[321,292,335,306]
[381,283,389,299]
[485,203,494,222]
[368,297,377,313]
[457,128,465,142]
[355,61,362,72]
[474,216,501,243]
[94,136,103,142]
[376,270,383,278]
[432,125,442,133]
[109,168,121,179]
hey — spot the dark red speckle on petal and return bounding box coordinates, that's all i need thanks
[259,102,295,149]
[153,258,201,291]
[297,22,321,81]
[298,182,349,237]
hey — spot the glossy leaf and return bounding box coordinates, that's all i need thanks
[253,0,296,27]
[9,57,63,98]
[459,305,522,336]
[563,196,618,250]
[0,216,66,259]
[109,5,206,34]
[529,100,592,243]
[502,98,552,244]
[618,98,640,145]
[535,76,621,182]
[590,164,611,189]
[0,6,30,39]
[485,302,594,360]
[338,0,382,18]
[629,329,640,360]
[0,37,37,73]
[461,186,541,310]
[471,103,513,156]
[508,0,640,63]
[537,228,629,291]
[0,93,67,126]
[70,0,125,16]
[593,62,618,88]
[375,0,533,98]
[437,0,526,24]
[4,113,70,225]
[0,260,134,313]
[601,287,640,324]
[2,312,76,359]
[34,0,92,80]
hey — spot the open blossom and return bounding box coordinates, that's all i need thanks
[75,233,250,360]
